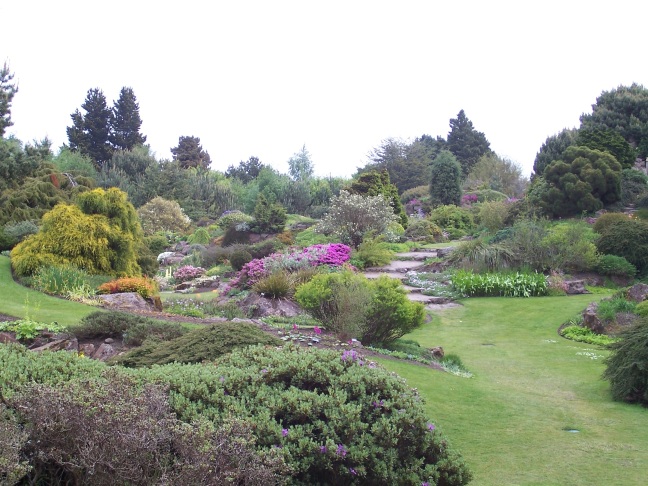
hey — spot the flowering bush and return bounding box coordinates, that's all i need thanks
[173,265,206,283]
[228,243,351,290]
[97,277,158,298]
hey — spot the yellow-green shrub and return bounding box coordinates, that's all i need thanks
[97,277,157,299]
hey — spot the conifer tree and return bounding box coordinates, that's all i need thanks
[446,110,492,177]
[429,150,462,207]
[0,62,18,137]
[66,88,113,169]
[171,136,211,169]
[110,87,147,151]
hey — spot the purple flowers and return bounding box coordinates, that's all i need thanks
[427,423,436,432]
[319,445,327,453]
[341,349,359,362]
[336,444,347,457]
[349,467,357,475]
[313,326,322,335]
[282,428,289,437]
[173,265,206,283]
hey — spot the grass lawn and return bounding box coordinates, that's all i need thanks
[379,295,647,485]
[0,256,98,326]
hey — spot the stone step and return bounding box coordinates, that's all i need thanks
[394,252,436,261]
[401,285,423,294]
[363,271,407,281]
[366,260,426,273]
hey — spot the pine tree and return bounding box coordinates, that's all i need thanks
[110,87,147,151]
[429,150,462,207]
[171,136,211,169]
[66,88,113,169]
[446,110,491,177]
[0,62,19,137]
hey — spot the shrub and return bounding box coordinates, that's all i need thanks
[137,196,191,235]
[603,319,648,405]
[447,239,514,272]
[252,271,293,298]
[98,276,158,298]
[351,237,394,269]
[592,212,631,234]
[172,265,206,283]
[31,264,91,295]
[542,222,599,272]
[222,224,250,246]
[504,218,551,271]
[113,322,281,367]
[560,325,618,346]
[595,219,648,274]
[200,245,231,267]
[144,234,169,255]
[186,227,211,245]
[597,254,637,278]
[362,276,425,345]
[635,301,648,317]
[451,270,548,297]
[251,194,287,234]
[404,218,443,242]
[477,200,510,233]
[429,204,474,239]
[429,150,462,207]
[71,311,186,346]
[230,248,253,271]
[2,219,38,244]
[216,210,253,230]
[597,298,636,322]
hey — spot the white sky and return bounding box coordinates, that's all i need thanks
[2,1,647,178]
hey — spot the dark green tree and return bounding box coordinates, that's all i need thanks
[66,88,113,168]
[429,150,462,207]
[541,145,622,217]
[348,169,407,227]
[170,136,211,169]
[110,87,147,151]
[251,193,287,234]
[580,83,648,157]
[0,62,18,137]
[576,127,636,169]
[287,144,314,181]
[225,156,265,183]
[109,145,156,180]
[533,128,578,177]
[0,137,45,192]
[446,110,492,177]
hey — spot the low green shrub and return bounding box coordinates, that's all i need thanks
[634,300,648,317]
[451,270,547,297]
[186,227,211,245]
[597,254,637,278]
[111,322,281,367]
[351,237,394,269]
[200,245,232,267]
[595,219,648,275]
[597,298,636,322]
[252,271,293,298]
[560,325,618,346]
[144,233,169,254]
[71,311,186,346]
[593,212,631,234]
[429,205,474,239]
[230,248,253,271]
[603,318,648,405]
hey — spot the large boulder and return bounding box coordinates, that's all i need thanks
[239,293,303,318]
[564,280,589,295]
[96,292,156,312]
[582,302,605,334]
[626,283,648,302]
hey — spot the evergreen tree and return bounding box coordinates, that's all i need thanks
[110,87,146,151]
[348,170,407,227]
[225,156,265,183]
[429,150,462,207]
[171,136,211,169]
[66,88,113,169]
[446,110,492,177]
[0,62,18,137]
[287,144,314,181]
[576,127,636,169]
[533,128,577,177]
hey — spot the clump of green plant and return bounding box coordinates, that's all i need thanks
[593,212,631,234]
[97,276,158,299]
[0,319,67,341]
[447,238,514,272]
[112,322,281,367]
[429,204,474,239]
[404,218,443,243]
[603,318,648,405]
[350,236,394,269]
[164,297,207,318]
[634,300,648,317]
[31,264,92,295]
[597,298,636,322]
[252,271,293,298]
[71,311,186,346]
[201,300,247,320]
[560,325,618,346]
[230,248,253,271]
[451,270,547,297]
[596,254,637,279]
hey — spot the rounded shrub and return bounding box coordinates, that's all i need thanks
[595,219,648,274]
[597,254,637,278]
[635,301,648,317]
[404,218,443,242]
[230,249,253,271]
[429,204,474,239]
[593,212,632,234]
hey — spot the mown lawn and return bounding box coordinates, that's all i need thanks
[0,256,97,326]
[380,295,647,486]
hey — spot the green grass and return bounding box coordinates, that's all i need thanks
[0,256,98,326]
[378,294,647,486]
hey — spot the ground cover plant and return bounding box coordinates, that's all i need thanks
[451,270,547,297]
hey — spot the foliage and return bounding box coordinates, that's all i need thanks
[447,239,514,272]
[347,169,407,227]
[187,227,211,245]
[251,193,287,234]
[171,135,212,169]
[66,88,113,168]
[11,188,143,277]
[559,325,618,346]
[595,219,648,274]
[635,300,648,317]
[251,271,294,298]
[603,318,648,405]
[446,109,492,177]
[592,212,632,234]
[620,168,648,206]
[362,275,425,345]
[451,270,547,297]
[230,248,253,271]
[137,196,191,235]
[464,153,527,197]
[0,319,67,341]
[216,209,253,229]
[109,87,147,151]
[597,298,636,322]
[97,276,158,299]
[429,204,474,239]
[316,190,399,247]
[429,150,462,207]
[542,222,599,272]
[502,218,551,271]
[351,236,394,269]
[477,200,510,233]
[576,126,637,169]
[533,128,578,177]
[287,144,314,181]
[172,265,206,283]
[31,264,92,296]
[1,220,38,250]
[113,322,281,367]
[0,62,19,136]
[596,254,637,278]
[71,311,186,346]
[225,156,266,183]
[404,217,444,243]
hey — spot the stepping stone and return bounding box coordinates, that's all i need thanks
[363,271,407,281]
[369,260,426,273]
[394,252,435,261]
[401,285,423,294]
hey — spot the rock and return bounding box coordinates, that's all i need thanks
[96,292,156,312]
[157,251,184,265]
[0,332,17,344]
[93,343,116,361]
[147,296,164,311]
[79,343,96,356]
[174,282,193,291]
[626,283,648,302]
[426,296,452,305]
[564,280,589,295]
[30,338,78,353]
[582,302,605,334]
[239,293,303,318]
[104,337,114,344]
[430,346,444,359]
[193,276,220,289]
[436,247,455,258]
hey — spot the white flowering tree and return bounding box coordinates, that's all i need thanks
[315,190,398,247]
[136,196,191,235]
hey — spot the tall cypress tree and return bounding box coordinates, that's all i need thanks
[110,87,147,151]
[446,109,491,177]
[66,88,113,169]
[171,136,212,169]
[429,150,462,207]
[0,62,19,137]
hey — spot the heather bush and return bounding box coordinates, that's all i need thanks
[97,276,158,298]
[230,248,253,271]
[597,254,637,278]
[172,265,206,283]
[603,318,648,405]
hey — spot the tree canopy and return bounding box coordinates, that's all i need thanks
[0,62,18,137]
[429,150,462,207]
[287,145,314,181]
[66,88,113,168]
[171,136,211,169]
[109,87,147,151]
[347,170,407,227]
[446,110,492,177]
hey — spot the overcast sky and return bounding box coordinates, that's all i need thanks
[2,1,647,178]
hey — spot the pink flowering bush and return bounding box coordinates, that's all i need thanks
[227,243,351,291]
[173,265,206,283]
